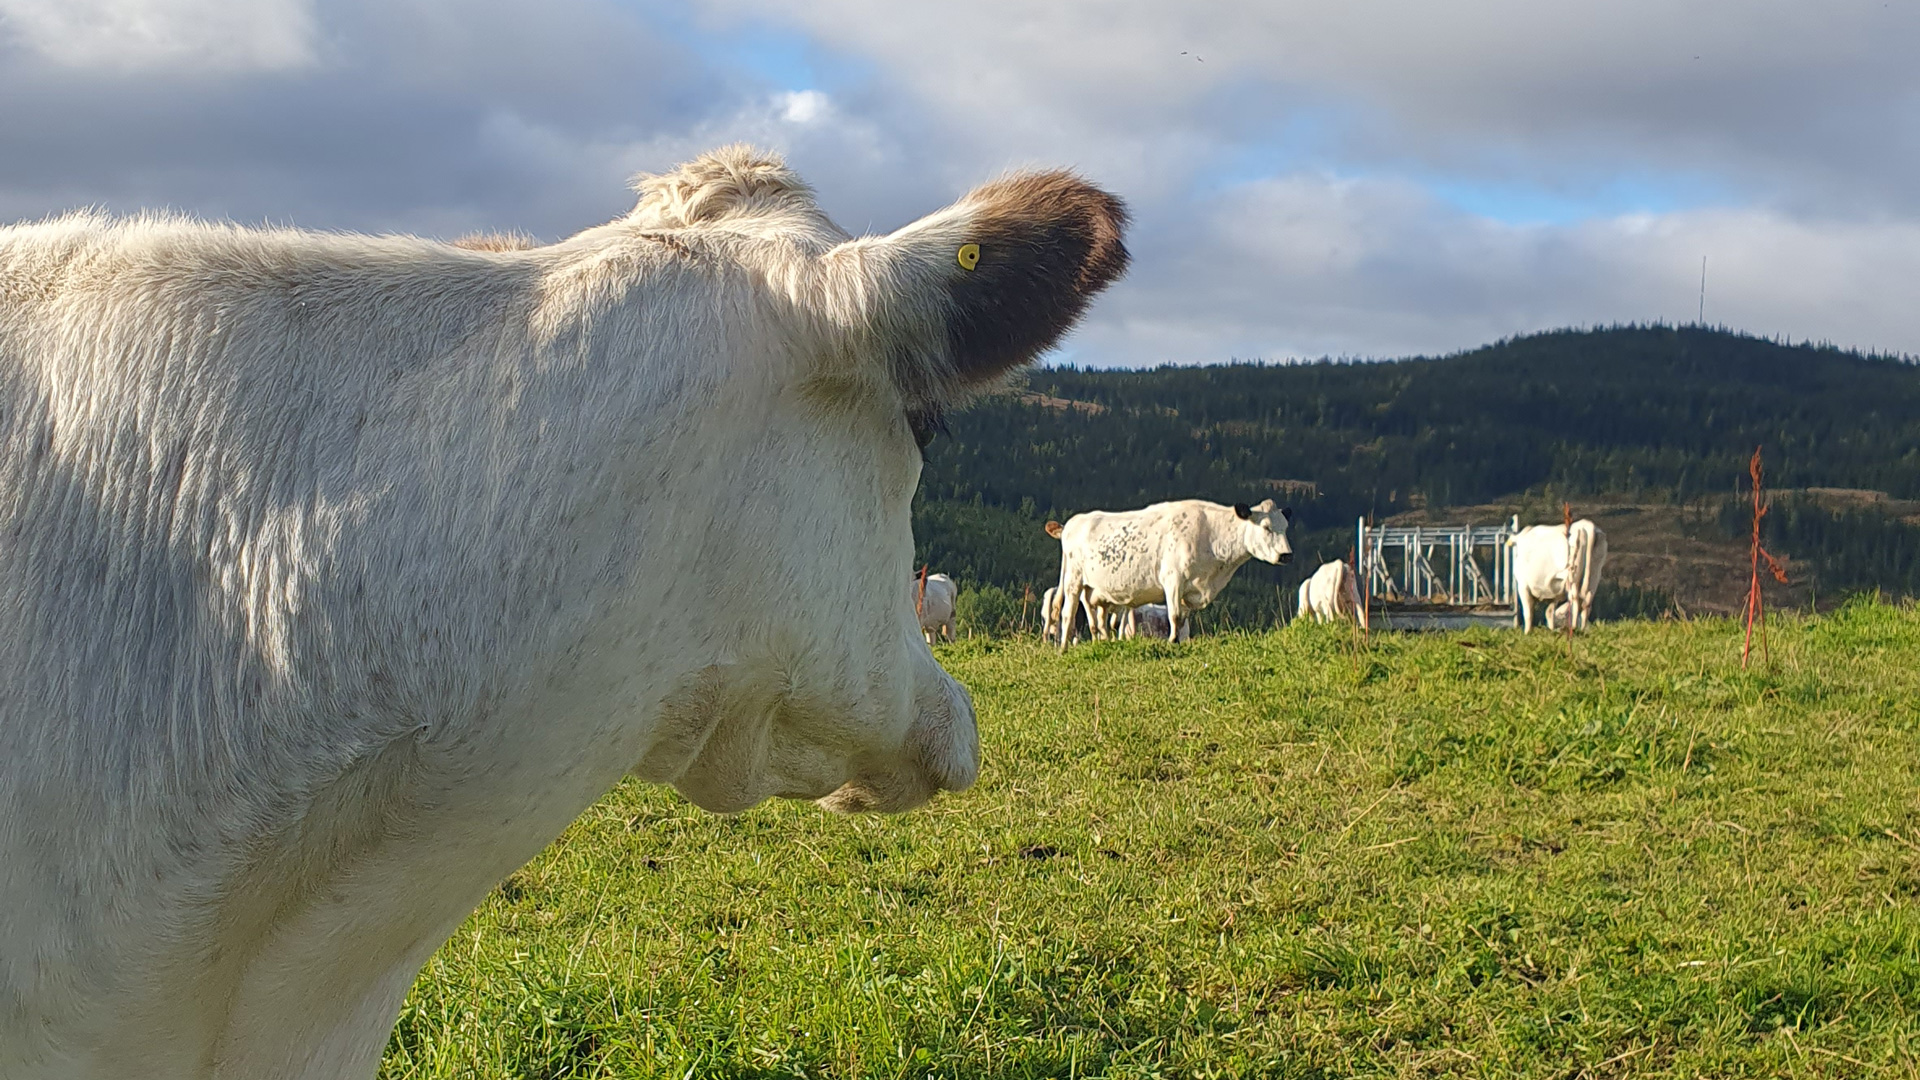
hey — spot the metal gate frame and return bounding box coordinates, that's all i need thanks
[1356,516,1520,630]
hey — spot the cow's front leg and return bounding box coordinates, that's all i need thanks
[1160,574,1186,642]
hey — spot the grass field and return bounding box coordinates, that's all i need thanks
[382,600,1920,1078]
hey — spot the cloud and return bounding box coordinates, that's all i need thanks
[1073,173,1920,365]
[0,0,317,74]
[1,0,1916,365]
[0,0,727,236]
[699,0,1920,217]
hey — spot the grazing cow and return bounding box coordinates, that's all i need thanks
[917,573,958,643]
[1041,584,1064,640]
[1297,559,1367,629]
[0,145,1127,1080]
[1049,499,1292,645]
[1507,520,1609,632]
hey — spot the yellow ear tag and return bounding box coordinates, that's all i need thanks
[957,243,980,271]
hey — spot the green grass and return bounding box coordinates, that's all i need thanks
[383,599,1920,1078]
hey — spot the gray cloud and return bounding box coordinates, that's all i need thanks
[708,0,1920,217]
[2,0,1915,365]
[0,0,724,235]
[1076,176,1920,365]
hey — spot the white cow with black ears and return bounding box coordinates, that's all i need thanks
[0,145,1127,1080]
[1048,499,1293,645]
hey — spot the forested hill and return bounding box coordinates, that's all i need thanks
[911,325,1920,626]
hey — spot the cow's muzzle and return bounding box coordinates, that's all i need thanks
[818,672,978,814]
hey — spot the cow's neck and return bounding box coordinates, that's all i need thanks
[1192,519,1257,602]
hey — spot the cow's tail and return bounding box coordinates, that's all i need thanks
[1569,521,1597,618]
[1050,558,1078,648]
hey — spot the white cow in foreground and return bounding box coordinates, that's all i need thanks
[1048,499,1292,645]
[1507,520,1609,632]
[917,573,958,643]
[1297,559,1367,629]
[0,145,1128,1080]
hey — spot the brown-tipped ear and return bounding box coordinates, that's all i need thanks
[943,172,1129,387]
[1044,520,1065,539]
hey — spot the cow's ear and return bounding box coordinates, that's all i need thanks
[1281,506,1293,522]
[938,173,1128,389]
[1234,503,1252,520]
[830,171,1128,406]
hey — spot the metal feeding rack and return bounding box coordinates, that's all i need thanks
[1355,516,1520,630]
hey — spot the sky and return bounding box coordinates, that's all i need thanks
[2,0,1916,367]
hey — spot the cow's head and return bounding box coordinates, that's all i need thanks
[620,146,1127,815]
[1233,499,1294,564]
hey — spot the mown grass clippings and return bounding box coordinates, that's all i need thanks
[385,603,1920,1078]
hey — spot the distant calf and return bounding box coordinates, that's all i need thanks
[917,573,958,643]
[1121,603,1187,641]
[1297,559,1367,629]
[1040,582,1114,642]
[1042,584,1065,641]
[1049,499,1292,645]
[1508,520,1609,632]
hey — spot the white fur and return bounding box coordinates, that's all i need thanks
[1038,583,1111,642]
[1507,520,1609,632]
[1298,559,1367,629]
[1049,499,1292,645]
[916,572,957,643]
[0,144,1123,1079]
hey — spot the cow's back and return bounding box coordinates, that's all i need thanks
[1059,501,1206,606]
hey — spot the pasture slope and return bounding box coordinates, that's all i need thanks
[386,602,1920,1079]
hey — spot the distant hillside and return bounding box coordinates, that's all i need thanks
[912,325,1920,628]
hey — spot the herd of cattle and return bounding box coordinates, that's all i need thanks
[917,506,1611,644]
[0,144,1618,1079]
